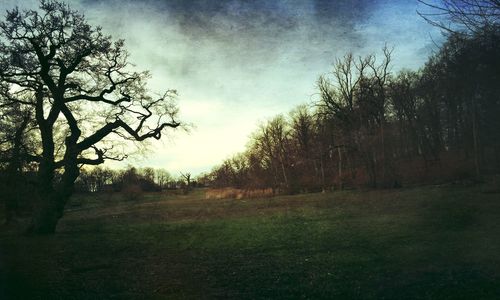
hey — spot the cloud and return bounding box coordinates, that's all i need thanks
[0,0,443,176]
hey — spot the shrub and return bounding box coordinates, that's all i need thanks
[122,184,143,201]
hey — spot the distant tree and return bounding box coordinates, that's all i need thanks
[121,166,140,186]
[312,110,333,191]
[365,46,393,185]
[290,105,314,161]
[91,167,114,191]
[318,47,393,187]
[119,166,146,199]
[289,105,317,190]
[254,116,293,192]
[0,1,181,234]
[388,70,421,158]
[141,167,155,184]
[317,53,364,130]
[155,168,172,189]
[139,167,159,191]
[180,172,191,194]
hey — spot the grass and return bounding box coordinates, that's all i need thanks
[1,185,500,299]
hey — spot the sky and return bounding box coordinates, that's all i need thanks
[1,0,444,176]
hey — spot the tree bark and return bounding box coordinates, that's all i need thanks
[26,156,54,234]
[29,193,59,234]
[27,165,79,234]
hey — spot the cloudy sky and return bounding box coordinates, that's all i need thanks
[1,0,443,176]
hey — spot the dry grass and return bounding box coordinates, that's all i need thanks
[205,187,274,200]
[2,185,500,299]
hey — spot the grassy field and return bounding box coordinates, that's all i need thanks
[1,185,500,299]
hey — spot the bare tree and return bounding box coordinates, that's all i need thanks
[155,168,172,190]
[418,0,500,34]
[317,48,393,187]
[366,45,393,185]
[388,70,421,158]
[180,172,191,194]
[0,1,181,234]
[317,53,369,129]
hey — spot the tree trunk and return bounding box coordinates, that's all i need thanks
[320,155,326,193]
[28,181,77,234]
[28,192,60,234]
[279,158,289,191]
[337,146,343,190]
[369,149,378,188]
[380,121,386,186]
[27,157,79,235]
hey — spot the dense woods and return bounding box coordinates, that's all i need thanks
[205,27,500,192]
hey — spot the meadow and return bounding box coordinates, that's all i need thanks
[1,184,500,299]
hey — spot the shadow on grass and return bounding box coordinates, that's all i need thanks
[1,186,500,299]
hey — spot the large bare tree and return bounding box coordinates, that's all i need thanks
[0,1,180,234]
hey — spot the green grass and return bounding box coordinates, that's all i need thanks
[1,185,500,299]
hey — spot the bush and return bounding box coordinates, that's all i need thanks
[122,184,143,201]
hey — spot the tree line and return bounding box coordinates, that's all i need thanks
[0,0,498,234]
[204,26,500,192]
[75,166,178,193]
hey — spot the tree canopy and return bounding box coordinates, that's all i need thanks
[0,0,181,233]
